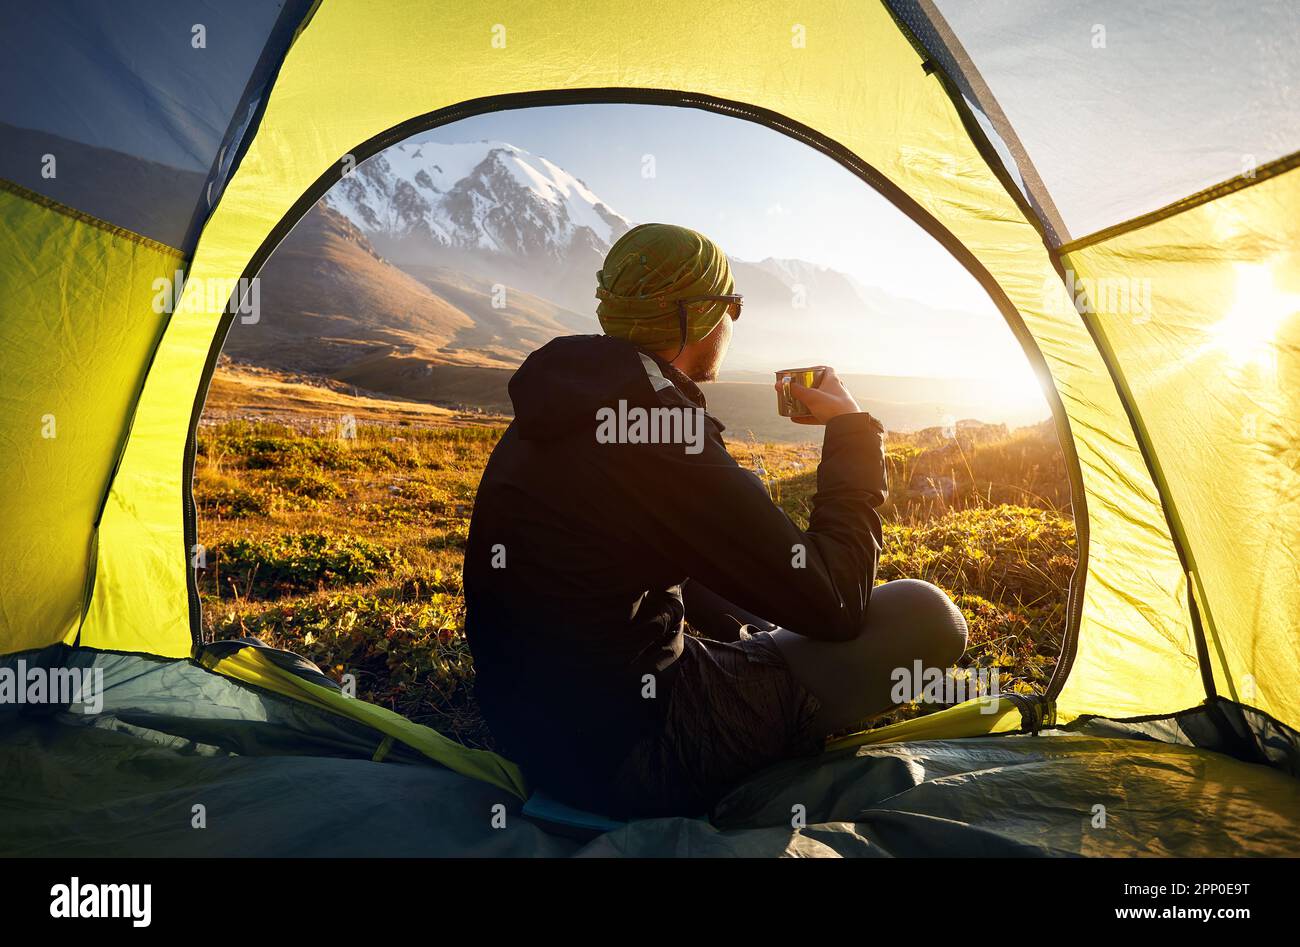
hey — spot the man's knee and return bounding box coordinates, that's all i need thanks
[870,578,968,668]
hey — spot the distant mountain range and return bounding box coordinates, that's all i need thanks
[221,138,1048,431]
[323,140,628,315]
[223,202,595,374]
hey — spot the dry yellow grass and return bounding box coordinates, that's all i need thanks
[197,382,1074,748]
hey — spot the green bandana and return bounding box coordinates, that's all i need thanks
[595,223,734,350]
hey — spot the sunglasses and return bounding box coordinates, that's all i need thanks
[677,294,743,322]
[670,293,743,359]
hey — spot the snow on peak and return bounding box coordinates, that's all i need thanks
[381,139,520,193]
[322,138,629,256]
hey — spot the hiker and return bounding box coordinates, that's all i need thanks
[464,223,967,818]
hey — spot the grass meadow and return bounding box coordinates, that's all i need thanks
[196,412,1075,749]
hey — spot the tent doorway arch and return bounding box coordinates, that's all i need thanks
[67,1,1222,740]
[189,88,1092,703]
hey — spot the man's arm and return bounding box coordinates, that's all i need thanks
[611,409,887,642]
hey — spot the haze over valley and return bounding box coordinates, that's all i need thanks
[220,138,1051,439]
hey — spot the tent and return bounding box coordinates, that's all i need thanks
[2,0,1298,856]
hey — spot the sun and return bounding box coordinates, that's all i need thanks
[1207,262,1300,378]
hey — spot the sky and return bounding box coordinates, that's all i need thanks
[414,103,1043,398]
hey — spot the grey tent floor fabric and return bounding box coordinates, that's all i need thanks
[0,720,567,857]
[706,733,1300,857]
[2,651,1298,856]
[4,722,1300,856]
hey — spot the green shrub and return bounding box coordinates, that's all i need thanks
[228,434,359,471]
[196,485,272,518]
[272,467,344,500]
[212,532,401,597]
[880,505,1075,605]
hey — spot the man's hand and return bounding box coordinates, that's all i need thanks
[778,367,862,425]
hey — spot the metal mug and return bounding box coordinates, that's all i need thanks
[775,366,828,418]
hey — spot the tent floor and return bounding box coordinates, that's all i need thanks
[4,718,1299,856]
[2,651,1297,856]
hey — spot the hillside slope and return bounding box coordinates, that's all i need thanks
[223,205,484,374]
[224,205,593,378]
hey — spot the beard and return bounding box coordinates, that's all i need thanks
[681,320,732,382]
[687,361,721,383]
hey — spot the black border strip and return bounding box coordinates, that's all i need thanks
[180,88,1093,705]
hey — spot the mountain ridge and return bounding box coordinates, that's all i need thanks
[221,137,1048,430]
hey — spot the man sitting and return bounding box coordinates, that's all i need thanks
[464,223,967,817]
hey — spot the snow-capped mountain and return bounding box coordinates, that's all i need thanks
[323,140,630,311]
[220,139,1046,429]
[315,138,1022,379]
[319,138,890,352]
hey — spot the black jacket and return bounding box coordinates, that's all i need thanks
[463,334,886,799]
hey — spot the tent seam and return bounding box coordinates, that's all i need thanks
[1056,277,1268,766]
[883,0,1071,245]
[870,2,1091,702]
[180,0,318,253]
[0,177,184,260]
[1059,150,1300,254]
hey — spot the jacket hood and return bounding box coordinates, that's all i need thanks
[508,334,710,441]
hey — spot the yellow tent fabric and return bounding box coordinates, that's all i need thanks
[826,696,1024,751]
[0,181,180,655]
[5,0,1297,745]
[84,0,1203,719]
[198,644,528,798]
[1062,162,1300,730]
